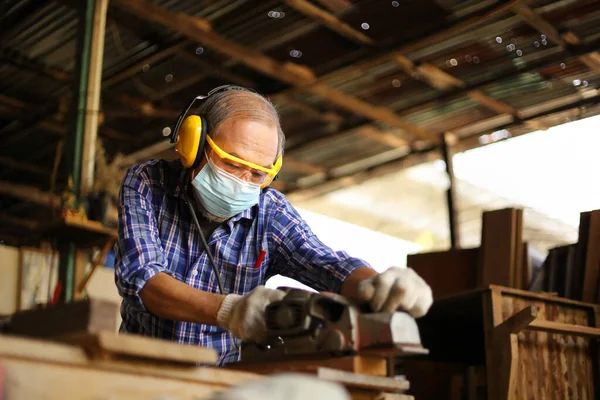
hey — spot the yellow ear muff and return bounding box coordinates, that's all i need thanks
[175,115,203,168]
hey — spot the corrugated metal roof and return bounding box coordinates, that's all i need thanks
[1,0,600,241]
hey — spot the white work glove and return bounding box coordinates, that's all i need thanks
[216,286,286,343]
[357,267,433,317]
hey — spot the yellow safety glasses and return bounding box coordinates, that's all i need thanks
[206,136,282,187]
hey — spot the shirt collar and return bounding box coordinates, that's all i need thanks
[228,203,257,223]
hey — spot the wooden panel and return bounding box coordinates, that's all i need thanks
[514,209,524,289]
[582,210,600,303]
[479,208,522,287]
[486,287,599,400]
[407,248,479,299]
[574,211,591,300]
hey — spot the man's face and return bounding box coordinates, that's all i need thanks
[194,118,279,181]
[191,118,279,222]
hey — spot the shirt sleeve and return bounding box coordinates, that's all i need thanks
[114,166,172,312]
[268,197,372,294]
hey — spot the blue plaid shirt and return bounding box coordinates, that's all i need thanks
[114,159,369,365]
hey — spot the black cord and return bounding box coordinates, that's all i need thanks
[181,167,225,295]
[184,197,225,294]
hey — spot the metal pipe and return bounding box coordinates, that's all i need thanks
[441,133,460,249]
[58,0,100,303]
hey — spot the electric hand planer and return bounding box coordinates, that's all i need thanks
[239,287,428,363]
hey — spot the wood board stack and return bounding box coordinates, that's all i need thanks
[398,286,600,400]
[2,299,413,399]
[531,209,600,304]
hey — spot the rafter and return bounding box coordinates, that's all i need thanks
[511,4,600,75]
[312,0,353,13]
[0,180,60,208]
[510,3,565,47]
[112,0,436,141]
[0,156,48,176]
[103,41,187,89]
[282,0,373,46]
[0,48,71,82]
[286,94,600,196]
[0,214,40,231]
[393,55,465,91]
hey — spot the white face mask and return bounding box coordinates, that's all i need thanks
[191,156,261,219]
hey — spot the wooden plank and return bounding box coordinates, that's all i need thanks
[317,367,409,391]
[521,242,532,290]
[229,356,388,377]
[582,210,600,303]
[480,208,518,287]
[349,391,414,400]
[528,319,600,338]
[9,298,119,339]
[489,284,599,309]
[0,359,228,400]
[408,248,479,299]
[0,335,259,387]
[283,0,373,45]
[564,244,577,299]
[574,211,591,300]
[70,331,218,365]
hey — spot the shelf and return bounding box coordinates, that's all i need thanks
[38,217,118,247]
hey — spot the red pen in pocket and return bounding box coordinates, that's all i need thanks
[253,249,266,269]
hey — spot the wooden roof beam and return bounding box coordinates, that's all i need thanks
[0,214,41,231]
[0,180,60,208]
[287,93,600,195]
[103,41,188,89]
[393,55,465,91]
[112,0,436,141]
[282,0,373,46]
[312,0,353,13]
[510,3,566,47]
[0,156,49,176]
[271,95,343,125]
[510,5,600,75]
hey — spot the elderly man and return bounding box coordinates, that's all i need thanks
[114,85,432,365]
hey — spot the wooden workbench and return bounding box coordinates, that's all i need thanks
[0,333,413,399]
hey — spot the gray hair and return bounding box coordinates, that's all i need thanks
[194,88,285,159]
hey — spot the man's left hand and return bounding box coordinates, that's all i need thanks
[357,267,433,317]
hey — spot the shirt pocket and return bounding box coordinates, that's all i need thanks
[218,247,270,294]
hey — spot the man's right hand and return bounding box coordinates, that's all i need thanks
[216,286,286,343]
